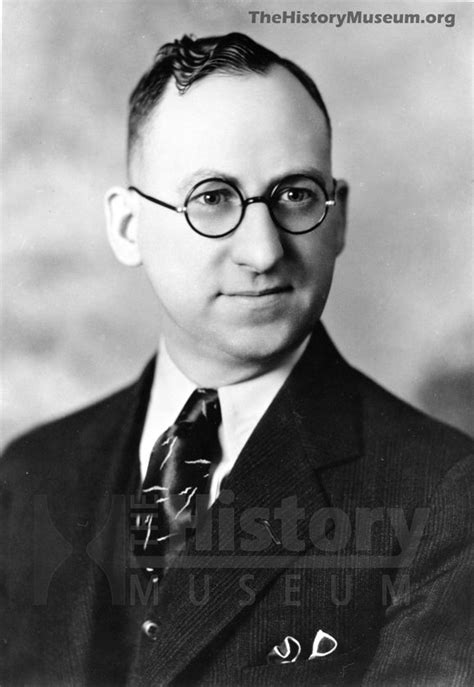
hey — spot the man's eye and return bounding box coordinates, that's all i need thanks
[192,189,233,206]
[277,187,314,203]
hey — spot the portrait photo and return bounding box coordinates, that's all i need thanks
[1,1,472,685]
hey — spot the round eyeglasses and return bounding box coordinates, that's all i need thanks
[128,174,336,239]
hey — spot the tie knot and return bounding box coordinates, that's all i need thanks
[175,388,221,427]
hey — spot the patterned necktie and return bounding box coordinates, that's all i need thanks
[134,388,221,575]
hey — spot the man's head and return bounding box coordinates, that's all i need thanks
[105,33,348,386]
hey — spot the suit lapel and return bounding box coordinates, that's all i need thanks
[46,357,156,570]
[138,324,363,686]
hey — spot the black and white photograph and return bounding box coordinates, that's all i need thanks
[1,1,472,685]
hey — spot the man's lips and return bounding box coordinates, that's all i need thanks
[222,286,293,297]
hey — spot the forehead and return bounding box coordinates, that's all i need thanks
[134,66,331,190]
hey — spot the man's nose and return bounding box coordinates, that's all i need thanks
[229,201,284,272]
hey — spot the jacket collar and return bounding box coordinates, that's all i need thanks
[286,322,363,466]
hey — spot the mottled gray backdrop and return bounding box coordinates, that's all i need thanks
[2,0,472,446]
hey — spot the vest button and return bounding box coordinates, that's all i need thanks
[142,620,160,640]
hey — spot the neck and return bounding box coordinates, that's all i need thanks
[161,337,309,388]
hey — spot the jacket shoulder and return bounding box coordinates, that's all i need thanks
[352,366,473,487]
[1,358,154,481]
[356,368,472,446]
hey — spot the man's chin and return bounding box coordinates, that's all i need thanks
[218,320,314,367]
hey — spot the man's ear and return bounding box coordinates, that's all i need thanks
[333,179,349,255]
[104,186,142,266]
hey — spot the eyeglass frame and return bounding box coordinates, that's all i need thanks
[128,174,337,238]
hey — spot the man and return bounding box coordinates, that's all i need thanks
[1,32,472,687]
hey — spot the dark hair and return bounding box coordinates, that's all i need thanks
[127,32,331,163]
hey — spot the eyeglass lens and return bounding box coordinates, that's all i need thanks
[185,176,328,237]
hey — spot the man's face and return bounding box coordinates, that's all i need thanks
[123,66,346,381]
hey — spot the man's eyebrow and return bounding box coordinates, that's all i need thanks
[263,167,332,195]
[176,169,239,194]
[277,166,328,188]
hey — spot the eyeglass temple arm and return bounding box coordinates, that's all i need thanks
[128,186,186,213]
[326,177,337,205]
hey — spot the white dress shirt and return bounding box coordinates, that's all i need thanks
[139,337,309,504]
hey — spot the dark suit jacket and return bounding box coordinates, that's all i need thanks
[1,325,473,687]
